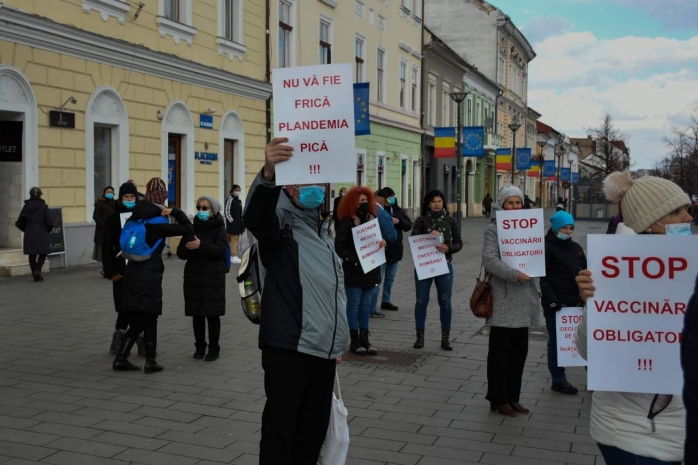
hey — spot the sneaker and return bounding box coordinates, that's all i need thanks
[370,312,386,319]
[232,257,242,264]
[380,302,399,311]
[551,381,579,395]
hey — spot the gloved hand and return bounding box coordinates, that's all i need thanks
[549,302,564,312]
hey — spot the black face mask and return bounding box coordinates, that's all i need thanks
[358,203,370,214]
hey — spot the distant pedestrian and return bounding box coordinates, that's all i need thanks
[332,187,347,222]
[411,190,462,351]
[482,193,493,218]
[224,185,243,264]
[379,187,412,312]
[367,189,398,319]
[177,196,228,361]
[93,186,116,277]
[523,195,536,209]
[16,187,54,282]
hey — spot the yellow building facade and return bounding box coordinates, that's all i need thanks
[0,0,270,270]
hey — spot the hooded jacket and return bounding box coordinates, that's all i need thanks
[20,198,54,256]
[540,229,587,317]
[683,273,698,464]
[383,202,412,263]
[242,172,349,360]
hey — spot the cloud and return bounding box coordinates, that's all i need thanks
[520,16,573,45]
[613,0,698,29]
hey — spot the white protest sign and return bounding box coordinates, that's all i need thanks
[587,235,698,394]
[352,218,385,273]
[556,307,587,367]
[496,209,545,277]
[272,63,355,185]
[409,234,450,281]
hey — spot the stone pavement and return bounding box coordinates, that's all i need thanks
[0,211,609,465]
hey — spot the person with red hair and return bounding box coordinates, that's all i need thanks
[335,186,387,355]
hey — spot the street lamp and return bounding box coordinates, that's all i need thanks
[555,143,566,205]
[449,90,469,225]
[537,140,546,207]
[508,117,521,186]
[568,158,574,212]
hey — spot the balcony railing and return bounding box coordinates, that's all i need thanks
[484,132,502,149]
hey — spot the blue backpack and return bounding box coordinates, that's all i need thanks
[120,216,170,262]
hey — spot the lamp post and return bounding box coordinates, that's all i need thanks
[449,91,469,226]
[537,140,546,207]
[568,159,574,213]
[555,143,565,205]
[508,117,521,186]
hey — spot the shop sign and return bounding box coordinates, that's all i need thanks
[0,121,22,162]
[49,111,76,129]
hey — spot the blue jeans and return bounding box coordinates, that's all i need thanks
[381,261,399,303]
[345,286,375,330]
[414,262,453,331]
[369,266,385,315]
[597,444,680,465]
[545,312,566,383]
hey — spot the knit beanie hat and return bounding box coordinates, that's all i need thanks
[604,170,690,233]
[381,187,396,197]
[550,211,575,233]
[498,185,524,205]
[197,196,221,215]
[118,182,138,199]
[145,177,168,205]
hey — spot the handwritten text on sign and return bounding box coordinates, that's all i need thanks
[496,209,545,277]
[409,235,450,281]
[587,235,698,394]
[272,64,355,185]
[352,219,386,273]
[556,307,587,367]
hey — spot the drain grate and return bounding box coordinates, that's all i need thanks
[475,325,549,341]
[341,349,434,373]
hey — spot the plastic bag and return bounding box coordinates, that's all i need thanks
[318,373,349,465]
[237,229,255,258]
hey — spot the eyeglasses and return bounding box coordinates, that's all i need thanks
[196,205,210,211]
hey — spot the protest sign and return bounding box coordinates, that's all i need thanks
[272,63,355,185]
[495,209,545,277]
[556,307,587,367]
[352,218,385,273]
[409,234,450,280]
[587,235,698,394]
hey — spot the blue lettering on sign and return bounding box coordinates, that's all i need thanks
[200,114,214,129]
[195,151,218,165]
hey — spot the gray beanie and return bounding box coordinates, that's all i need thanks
[197,196,221,215]
[604,170,690,233]
[498,185,524,205]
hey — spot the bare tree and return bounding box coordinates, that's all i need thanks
[662,109,698,196]
[583,114,630,180]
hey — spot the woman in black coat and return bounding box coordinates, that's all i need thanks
[16,187,54,282]
[177,196,228,361]
[93,186,116,276]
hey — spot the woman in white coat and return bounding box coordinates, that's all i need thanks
[576,171,691,465]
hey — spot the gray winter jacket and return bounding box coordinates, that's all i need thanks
[243,172,349,360]
[482,221,541,328]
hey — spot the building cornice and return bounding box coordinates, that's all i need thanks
[0,5,272,101]
[499,20,536,62]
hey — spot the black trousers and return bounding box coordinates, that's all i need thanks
[112,281,129,330]
[192,316,221,349]
[260,347,336,465]
[28,254,47,273]
[124,313,158,344]
[486,327,529,405]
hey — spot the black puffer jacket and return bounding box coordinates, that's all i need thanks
[177,214,227,317]
[93,198,115,244]
[335,214,381,288]
[682,273,698,464]
[20,199,54,255]
[121,201,192,315]
[384,202,412,264]
[540,228,587,317]
[411,211,463,262]
[102,201,131,280]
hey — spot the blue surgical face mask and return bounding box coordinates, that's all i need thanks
[387,197,396,205]
[296,185,325,209]
[197,211,211,221]
[556,232,572,241]
[122,200,136,209]
[105,193,114,200]
[664,223,692,236]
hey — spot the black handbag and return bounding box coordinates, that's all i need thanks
[14,208,26,232]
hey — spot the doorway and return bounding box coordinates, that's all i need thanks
[0,111,25,249]
[224,139,235,193]
[168,135,182,208]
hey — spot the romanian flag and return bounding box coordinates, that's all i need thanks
[495,148,511,171]
[527,164,540,177]
[434,127,455,158]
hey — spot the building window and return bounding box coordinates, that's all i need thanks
[354,36,365,83]
[94,126,112,202]
[413,0,421,19]
[377,48,385,102]
[498,53,505,85]
[279,0,293,68]
[467,97,472,126]
[476,101,481,125]
[222,0,238,42]
[319,18,332,64]
[218,0,246,60]
[427,75,436,126]
[82,0,131,24]
[158,0,195,45]
[164,0,180,21]
[399,61,407,109]
[441,89,448,126]
[411,66,419,113]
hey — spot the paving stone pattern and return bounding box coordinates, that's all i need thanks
[0,211,609,464]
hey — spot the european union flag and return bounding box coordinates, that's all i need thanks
[462,126,484,157]
[354,83,370,136]
[543,160,556,177]
[571,172,580,183]
[560,168,571,182]
[515,148,532,170]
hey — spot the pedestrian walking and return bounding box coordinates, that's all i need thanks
[112,177,193,373]
[93,186,116,277]
[523,195,536,209]
[411,190,462,351]
[177,196,227,361]
[379,187,412,312]
[483,185,540,417]
[243,137,349,465]
[540,210,585,395]
[482,192,493,218]
[335,186,387,355]
[224,185,244,263]
[15,187,54,282]
[683,272,698,465]
[576,171,690,465]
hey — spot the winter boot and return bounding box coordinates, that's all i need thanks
[205,345,220,362]
[193,343,207,360]
[136,335,146,358]
[32,270,44,282]
[441,331,453,351]
[349,330,367,356]
[413,330,425,349]
[109,329,125,355]
[143,341,164,374]
[112,337,141,371]
[359,329,378,356]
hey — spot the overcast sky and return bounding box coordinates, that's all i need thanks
[492,0,698,169]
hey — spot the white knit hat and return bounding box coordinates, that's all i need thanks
[498,185,524,205]
[604,171,690,233]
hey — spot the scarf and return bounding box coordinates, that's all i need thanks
[426,209,452,244]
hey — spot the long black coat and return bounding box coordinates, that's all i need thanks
[540,229,587,317]
[682,274,698,464]
[383,202,412,264]
[102,202,131,281]
[177,214,227,317]
[121,202,192,316]
[335,214,381,288]
[19,199,54,256]
[93,198,115,244]
[224,195,244,235]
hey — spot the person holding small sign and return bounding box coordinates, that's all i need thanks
[482,185,541,417]
[411,190,463,351]
[576,171,690,465]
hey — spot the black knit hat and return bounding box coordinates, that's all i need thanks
[381,187,396,197]
[118,182,138,200]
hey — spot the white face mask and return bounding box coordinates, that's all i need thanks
[232,191,240,197]
[662,222,692,236]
